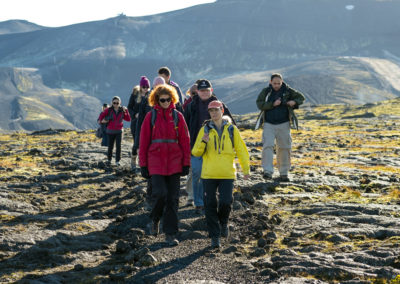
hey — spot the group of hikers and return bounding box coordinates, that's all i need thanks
[98,67,305,248]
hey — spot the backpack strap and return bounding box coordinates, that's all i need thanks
[150,108,180,143]
[227,124,234,148]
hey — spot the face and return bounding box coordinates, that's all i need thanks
[270,77,283,91]
[198,88,212,101]
[159,74,170,83]
[159,94,172,109]
[208,108,223,121]
[112,100,120,107]
[141,86,150,93]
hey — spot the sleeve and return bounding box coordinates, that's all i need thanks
[289,87,305,109]
[123,109,131,122]
[139,112,152,167]
[256,88,274,111]
[191,126,207,157]
[98,108,108,122]
[127,93,135,117]
[177,113,191,166]
[233,126,250,175]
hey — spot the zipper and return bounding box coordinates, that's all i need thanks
[214,136,217,151]
[222,135,225,151]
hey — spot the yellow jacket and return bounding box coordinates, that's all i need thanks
[192,119,250,179]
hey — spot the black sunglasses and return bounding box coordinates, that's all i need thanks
[159,98,171,103]
[112,101,119,105]
[142,86,150,89]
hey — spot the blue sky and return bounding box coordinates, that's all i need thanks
[0,0,215,27]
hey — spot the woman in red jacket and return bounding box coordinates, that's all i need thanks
[139,85,191,246]
[98,96,131,166]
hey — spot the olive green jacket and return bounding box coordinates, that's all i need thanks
[255,84,305,130]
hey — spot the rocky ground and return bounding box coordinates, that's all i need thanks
[1,104,400,283]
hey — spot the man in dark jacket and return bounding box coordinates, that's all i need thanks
[184,79,235,213]
[256,73,305,182]
[158,67,185,105]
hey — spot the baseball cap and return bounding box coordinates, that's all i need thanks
[197,79,212,90]
[208,100,224,112]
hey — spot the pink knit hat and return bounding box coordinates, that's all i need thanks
[153,76,165,87]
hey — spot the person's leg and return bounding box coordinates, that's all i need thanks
[150,175,167,225]
[203,179,220,238]
[115,133,122,163]
[185,168,194,205]
[163,174,180,236]
[191,156,204,207]
[261,123,276,176]
[107,134,116,162]
[217,179,234,226]
[276,122,292,176]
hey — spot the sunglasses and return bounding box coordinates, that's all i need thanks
[159,98,171,103]
[112,101,119,105]
[142,86,150,89]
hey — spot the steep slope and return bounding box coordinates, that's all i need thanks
[0,67,101,131]
[0,0,399,105]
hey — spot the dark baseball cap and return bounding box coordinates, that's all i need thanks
[197,79,212,90]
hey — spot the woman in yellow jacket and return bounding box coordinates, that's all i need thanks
[192,100,250,249]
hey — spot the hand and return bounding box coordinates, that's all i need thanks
[122,106,127,112]
[202,133,209,142]
[135,113,139,118]
[273,98,281,107]
[140,167,150,179]
[101,119,108,124]
[243,174,250,180]
[181,165,190,176]
[286,100,296,107]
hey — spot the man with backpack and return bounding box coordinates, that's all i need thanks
[255,73,305,182]
[184,79,235,214]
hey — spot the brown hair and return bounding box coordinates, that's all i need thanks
[270,73,283,80]
[158,66,171,77]
[148,85,179,107]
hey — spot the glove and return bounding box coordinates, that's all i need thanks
[140,167,150,179]
[181,165,190,176]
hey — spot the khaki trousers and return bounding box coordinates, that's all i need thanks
[261,122,292,176]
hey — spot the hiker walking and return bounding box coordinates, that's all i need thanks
[128,76,151,170]
[255,73,305,182]
[139,85,191,246]
[98,103,109,147]
[192,100,250,248]
[98,96,131,166]
[184,79,235,214]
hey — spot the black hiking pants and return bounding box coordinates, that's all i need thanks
[151,174,180,236]
[107,133,122,162]
[203,179,234,238]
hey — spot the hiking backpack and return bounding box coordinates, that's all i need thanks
[203,121,235,148]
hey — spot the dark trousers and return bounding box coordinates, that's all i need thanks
[107,133,122,162]
[151,174,180,235]
[203,179,234,238]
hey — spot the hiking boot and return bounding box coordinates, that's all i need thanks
[279,175,290,182]
[115,161,120,166]
[185,199,194,207]
[263,172,272,180]
[165,235,179,246]
[220,223,229,238]
[211,237,221,249]
[146,221,159,236]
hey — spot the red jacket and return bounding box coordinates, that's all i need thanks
[98,107,131,134]
[139,104,191,176]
